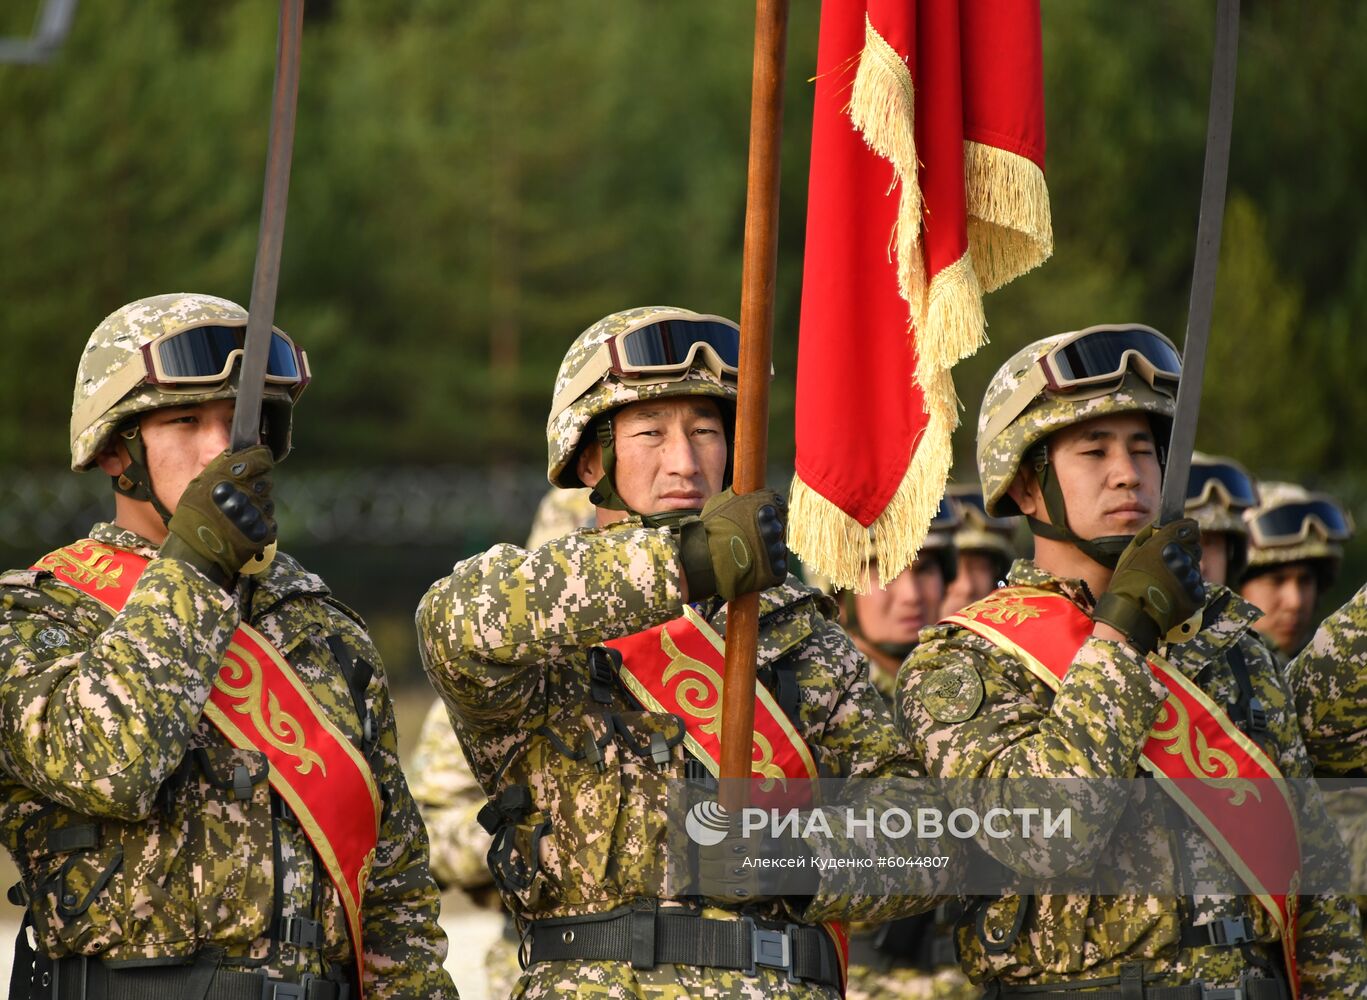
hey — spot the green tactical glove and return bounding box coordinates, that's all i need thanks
[679,488,788,602]
[160,446,276,588]
[1093,518,1205,655]
[695,822,816,906]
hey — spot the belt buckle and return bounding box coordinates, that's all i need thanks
[262,973,314,1000]
[1199,986,1244,1000]
[743,917,793,979]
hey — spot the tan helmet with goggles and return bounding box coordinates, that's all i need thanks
[1243,481,1354,585]
[947,483,1020,572]
[71,292,309,470]
[977,324,1180,568]
[546,307,744,508]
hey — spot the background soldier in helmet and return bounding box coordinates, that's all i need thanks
[841,498,960,704]
[940,484,1024,617]
[840,500,976,1000]
[409,485,595,998]
[1239,481,1355,659]
[897,324,1366,997]
[416,306,957,998]
[1183,452,1259,587]
[0,294,457,999]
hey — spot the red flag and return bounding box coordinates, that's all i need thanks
[790,0,1052,589]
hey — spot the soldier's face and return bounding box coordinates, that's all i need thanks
[1199,530,1230,585]
[139,399,235,514]
[578,397,728,518]
[856,556,945,650]
[1012,413,1161,541]
[1241,562,1320,653]
[941,551,999,617]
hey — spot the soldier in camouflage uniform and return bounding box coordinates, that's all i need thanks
[842,502,959,705]
[1180,452,1259,588]
[840,509,977,1000]
[0,294,456,999]
[417,307,956,998]
[409,486,595,998]
[1239,482,1354,658]
[941,484,1023,618]
[896,324,1367,997]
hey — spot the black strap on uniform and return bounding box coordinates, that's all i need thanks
[324,637,376,754]
[1223,641,1268,739]
[586,647,621,705]
[525,903,842,989]
[38,955,351,1000]
[984,969,1286,999]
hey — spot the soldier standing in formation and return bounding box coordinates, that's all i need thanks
[416,306,957,998]
[0,294,457,999]
[409,485,596,998]
[840,508,976,1000]
[897,324,1367,997]
[941,485,1023,617]
[1240,482,1355,659]
[1180,452,1259,587]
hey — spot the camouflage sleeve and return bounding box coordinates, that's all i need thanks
[791,618,961,925]
[895,633,1168,877]
[416,521,684,729]
[1285,583,1367,774]
[1295,893,1367,997]
[408,698,493,890]
[0,557,238,820]
[357,650,457,999]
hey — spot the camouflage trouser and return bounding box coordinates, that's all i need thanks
[485,931,521,998]
[845,962,980,1000]
[508,961,841,998]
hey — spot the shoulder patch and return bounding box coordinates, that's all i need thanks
[916,660,985,724]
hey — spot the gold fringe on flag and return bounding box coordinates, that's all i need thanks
[965,140,1054,293]
[790,18,1051,591]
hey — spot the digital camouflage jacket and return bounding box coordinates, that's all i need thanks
[417,517,954,998]
[0,524,456,999]
[1284,583,1367,777]
[896,560,1367,997]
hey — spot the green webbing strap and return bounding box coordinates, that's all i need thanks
[110,424,174,526]
[1026,448,1132,570]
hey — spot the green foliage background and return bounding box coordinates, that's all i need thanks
[3,0,1366,663]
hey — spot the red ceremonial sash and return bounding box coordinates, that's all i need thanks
[35,540,380,993]
[943,587,1301,997]
[603,605,849,983]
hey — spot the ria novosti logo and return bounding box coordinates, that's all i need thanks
[684,800,731,846]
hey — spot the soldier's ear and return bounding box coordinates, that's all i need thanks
[1006,468,1042,518]
[94,441,131,477]
[576,440,604,488]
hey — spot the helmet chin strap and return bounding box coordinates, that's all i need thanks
[1024,445,1132,571]
[112,424,175,526]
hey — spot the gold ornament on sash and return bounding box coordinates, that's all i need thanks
[218,641,327,776]
[1148,686,1259,807]
[36,539,125,591]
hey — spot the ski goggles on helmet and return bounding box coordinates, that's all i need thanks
[140,324,311,391]
[1185,457,1258,511]
[980,324,1182,453]
[551,313,754,423]
[71,322,310,443]
[1247,495,1355,548]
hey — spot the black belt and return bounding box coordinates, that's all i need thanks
[526,904,842,989]
[27,956,349,1000]
[846,915,956,973]
[986,974,1286,1000]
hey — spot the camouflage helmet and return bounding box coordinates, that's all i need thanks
[1244,481,1353,584]
[70,293,298,471]
[1185,451,1256,536]
[976,325,1178,518]
[947,483,1020,569]
[546,306,738,489]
